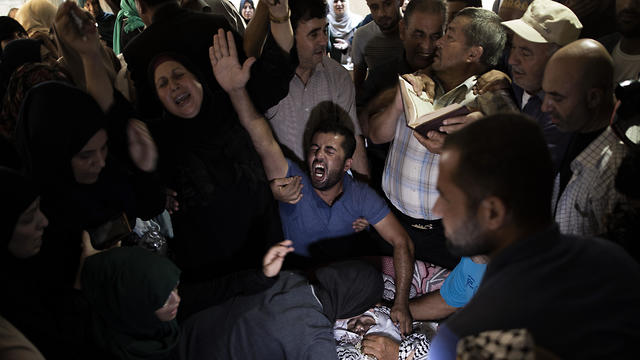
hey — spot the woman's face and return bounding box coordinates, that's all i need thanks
[242,2,254,20]
[333,0,346,16]
[155,287,180,322]
[71,129,108,184]
[8,197,48,258]
[154,60,203,119]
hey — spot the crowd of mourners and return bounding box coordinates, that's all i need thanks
[1,0,639,359]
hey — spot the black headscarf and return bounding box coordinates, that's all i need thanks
[147,53,266,209]
[0,16,28,56]
[313,261,384,322]
[0,38,43,102]
[81,247,180,359]
[0,166,38,254]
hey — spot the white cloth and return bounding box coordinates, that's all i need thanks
[265,56,361,161]
[552,127,628,236]
[612,40,640,84]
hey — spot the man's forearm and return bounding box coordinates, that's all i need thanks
[243,0,269,57]
[409,290,457,321]
[392,238,414,307]
[368,89,402,144]
[82,51,114,112]
[351,136,370,177]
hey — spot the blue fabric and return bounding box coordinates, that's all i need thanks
[429,323,458,360]
[440,257,486,308]
[280,160,390,256]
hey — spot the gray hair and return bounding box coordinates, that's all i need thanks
[455,7,506,68]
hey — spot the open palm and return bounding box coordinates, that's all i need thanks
[209,29,255,93]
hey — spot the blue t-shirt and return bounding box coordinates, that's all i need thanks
[440,257,486,307]
[280,160,390,256]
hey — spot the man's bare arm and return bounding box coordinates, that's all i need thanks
[373,213,415,335]
[409,289,457,321]
[368,86,403,144]
[211,29,288,180]
[243,0,268,57]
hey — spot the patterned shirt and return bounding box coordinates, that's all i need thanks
[351,21,404,72]
[265,56,361,161]
[552,127,628,236]
[382,76,477,220]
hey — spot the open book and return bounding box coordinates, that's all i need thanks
[398,76,470,136]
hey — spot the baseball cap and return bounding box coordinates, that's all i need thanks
[502,0,582,46]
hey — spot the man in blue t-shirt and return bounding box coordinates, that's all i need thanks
[210,30,416,335]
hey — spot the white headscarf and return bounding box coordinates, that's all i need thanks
[327,0,363,39]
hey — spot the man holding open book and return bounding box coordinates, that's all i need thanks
[368,7,507,269]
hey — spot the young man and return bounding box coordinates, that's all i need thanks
[428,113,640,359]
[210,28,416,335]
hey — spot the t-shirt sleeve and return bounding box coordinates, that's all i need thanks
[440,258,486,308]
[359,182,390,226]
[351,28,365,66]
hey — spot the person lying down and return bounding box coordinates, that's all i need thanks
[334,306,435,360]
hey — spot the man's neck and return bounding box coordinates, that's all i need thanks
[620,36,640,55]
[295,64,316,85]
[487,222,550,260]
[435,67,479,94]
[380,23,399,37]
[313,181,344,206]
[579,103,614,133]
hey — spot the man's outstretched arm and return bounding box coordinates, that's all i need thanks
[210,29,288,180]
[372,213,415,335]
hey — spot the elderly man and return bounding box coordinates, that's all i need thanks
[265,0,369,176]
[368,8,507,269]
[428,113,640,359]
[542,39,629,237]
[502,0,582,170]
[210,28,416,334]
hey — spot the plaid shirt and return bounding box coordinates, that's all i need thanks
[382,76,477,220]
[552,127,628,236]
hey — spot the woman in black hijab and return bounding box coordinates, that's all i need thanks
[0,16,28,55]
[15,81,165,287]
[148,53,283,282]
[0,167,96,359]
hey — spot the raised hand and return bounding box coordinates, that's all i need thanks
[127,119,157,172]
[209,28,256,94]
[54,1,100,57]
[262,240,295,277]
[264,0,289,19]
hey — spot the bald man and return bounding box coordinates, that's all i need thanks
[542,39,629,237]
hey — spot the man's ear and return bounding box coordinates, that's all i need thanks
[586,88,603,110]
[399,18,406,41]
[466,45,484,64]
[343,158,353,172]
[477,196,507,231]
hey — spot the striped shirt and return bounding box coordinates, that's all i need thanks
[552,126,628,236]
[382,76,477,220]
[351,21,404,72]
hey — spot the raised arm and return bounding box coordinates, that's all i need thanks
[210,29,288,180]
[54,1,113,111]
[372,213,415,335]
[244,0,293,58]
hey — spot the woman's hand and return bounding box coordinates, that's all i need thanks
[262,240,294,277]
[210,28,256,93]
[54,1,100,58]
[127,119,158,172]
[270,176,303,204]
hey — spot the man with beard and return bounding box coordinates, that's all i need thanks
[543,39,628,237]
[264,0,369,176]
[427,113,640,359]
[502,0,582,170]
[352,0,404,95]
[368,8,507,270]
[210,29,415,335]
[599,0,640,84]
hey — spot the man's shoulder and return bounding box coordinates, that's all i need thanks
[353,21,379,41]
[320,56,352,81]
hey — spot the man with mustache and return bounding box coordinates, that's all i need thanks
[368,8,507,270]
[265,0,369,176]
[352,0,404,95]
[502,0,582,170]
[599,0,640,84]
[542,39,629,237]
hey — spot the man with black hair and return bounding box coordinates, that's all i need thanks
[210,28,415,334]
[368,8,507,270]
[124,0,294,118]
[445,0,481,24]
[265,0,369,176]
[428,112,640,359]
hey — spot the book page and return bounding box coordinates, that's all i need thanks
[398,76,435,127]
